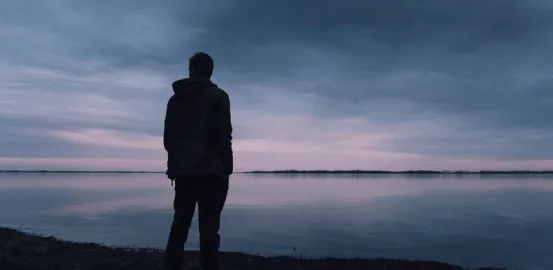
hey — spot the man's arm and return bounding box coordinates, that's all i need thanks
[214,90,233,175]
[163,97,174,152]
[164,96,177,180]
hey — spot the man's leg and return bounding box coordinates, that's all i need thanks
[197,175,229,270]
[166,178,198,270]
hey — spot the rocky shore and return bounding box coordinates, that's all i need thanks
[0,227,508,270]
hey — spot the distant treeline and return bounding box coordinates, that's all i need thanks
[0,170,163,174]
[3,169,553,175]
[246,170,553,175]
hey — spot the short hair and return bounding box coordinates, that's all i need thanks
[189,52,214,78]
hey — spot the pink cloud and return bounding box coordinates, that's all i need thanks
[51,129,162,150]
[0,157,162,171]
[3,123,553,171]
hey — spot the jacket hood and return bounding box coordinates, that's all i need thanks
[172,78,217,98]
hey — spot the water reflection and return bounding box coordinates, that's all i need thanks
[1,173,553,270]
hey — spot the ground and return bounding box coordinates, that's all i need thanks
[0,227,508,270]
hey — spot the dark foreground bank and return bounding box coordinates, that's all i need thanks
[0,227,507,270]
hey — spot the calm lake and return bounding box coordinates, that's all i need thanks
[1,173,552,270]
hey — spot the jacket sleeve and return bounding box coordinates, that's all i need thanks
[164,96,176,179]
[163,96,175,152]
[214,90,233,175]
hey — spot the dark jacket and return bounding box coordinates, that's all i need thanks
[164,78,233,179]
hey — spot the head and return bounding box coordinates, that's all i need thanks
[188,52,214,79]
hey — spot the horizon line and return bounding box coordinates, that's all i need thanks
[1,169,553,174]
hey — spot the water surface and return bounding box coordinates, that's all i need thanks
[1,173,552,270]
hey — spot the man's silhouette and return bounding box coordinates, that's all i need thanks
[164,52,233,270]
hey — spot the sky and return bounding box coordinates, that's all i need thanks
[1,0,553,171]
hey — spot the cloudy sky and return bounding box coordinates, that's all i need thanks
[1,0,553,171]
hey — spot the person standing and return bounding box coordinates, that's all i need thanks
[164,52,233,270]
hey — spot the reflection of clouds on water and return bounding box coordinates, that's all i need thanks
[225,175,553,207]
[2,173,553,269]
[0,173,168,190]
[52,196,171,217]
[4,172,553,217]
[42,189,553,270]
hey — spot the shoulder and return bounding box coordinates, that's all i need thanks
[166,95,176,105]
[215,87,230,100]
[207,85,230,103]
[218,89,230,102]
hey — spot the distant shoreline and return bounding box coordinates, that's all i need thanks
[0,170,164,174]
[1,169,553,175]
[246,170,553,175]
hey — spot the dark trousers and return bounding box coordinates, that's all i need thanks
[166,175,229,270]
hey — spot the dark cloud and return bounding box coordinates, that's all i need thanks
[1,0,553,168]
[192,0,552,67]
[183,0,553,160]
